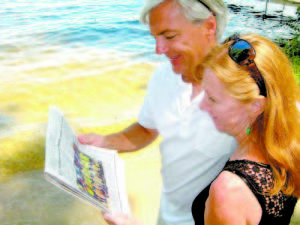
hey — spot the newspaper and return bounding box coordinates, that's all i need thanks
[44,106,131,215]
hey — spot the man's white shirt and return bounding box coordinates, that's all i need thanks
[138,62,237,225]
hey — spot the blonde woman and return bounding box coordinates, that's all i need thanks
[105,34,300,225]
[192,33,300,225]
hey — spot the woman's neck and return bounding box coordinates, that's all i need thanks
[230,143,267,164]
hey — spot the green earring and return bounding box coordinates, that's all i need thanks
[246,127,251,135]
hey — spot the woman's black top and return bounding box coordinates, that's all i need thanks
[192,160,298,225]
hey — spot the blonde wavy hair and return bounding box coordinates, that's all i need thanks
[140,0,228,40]
[199,33,300,197]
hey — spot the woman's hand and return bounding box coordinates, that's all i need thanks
[104,213,143,225]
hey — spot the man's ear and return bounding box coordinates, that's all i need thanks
[205,14,217,39]
[251,96,266,118]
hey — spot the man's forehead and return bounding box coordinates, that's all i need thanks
[149,11,191,36]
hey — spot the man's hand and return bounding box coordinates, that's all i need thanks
[104,213,143,225]
[78,134,105,148]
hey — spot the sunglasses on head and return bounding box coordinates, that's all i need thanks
[197,0,211,12]
[197,0,216,16]
[224,34,267,97]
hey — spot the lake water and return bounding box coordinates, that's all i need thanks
[0,0,299,224]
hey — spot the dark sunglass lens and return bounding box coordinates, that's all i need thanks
[230,40,252,64]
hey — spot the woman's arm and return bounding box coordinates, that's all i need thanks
[204,171,262,225]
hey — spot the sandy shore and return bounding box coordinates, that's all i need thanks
[0,61,161,224]
[0,61,299,225]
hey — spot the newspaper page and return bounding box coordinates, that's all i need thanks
[44,106,130,215]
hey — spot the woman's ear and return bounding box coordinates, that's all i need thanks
[251,96,266,118]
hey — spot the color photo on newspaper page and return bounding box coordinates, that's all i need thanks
[73,143,109,208]
[44,106,130,215]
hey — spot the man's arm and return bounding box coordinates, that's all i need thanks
[77,122,158,152]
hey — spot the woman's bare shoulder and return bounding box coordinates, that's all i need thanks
[204,171,262,225]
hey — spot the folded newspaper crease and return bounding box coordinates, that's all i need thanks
[44,106,131,215]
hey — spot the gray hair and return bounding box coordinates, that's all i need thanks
[140,0,228,40]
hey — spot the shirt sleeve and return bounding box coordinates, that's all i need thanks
[138,64,164,129]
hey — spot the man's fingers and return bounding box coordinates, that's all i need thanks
[104,213,128,225]
[77,134,93,144]
[77,135,87,144]
[103,213,116,224]
[77,134,104,148]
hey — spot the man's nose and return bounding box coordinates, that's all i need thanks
[155,40,168,55]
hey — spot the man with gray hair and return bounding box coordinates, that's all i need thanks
[78,0,236,224]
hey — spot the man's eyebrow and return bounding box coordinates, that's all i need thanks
[151,29,176,36]
[158,29,176,35]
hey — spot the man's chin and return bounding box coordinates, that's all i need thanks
[171,64,193,83]
[181,75,193,83]
[171,65,182,75]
